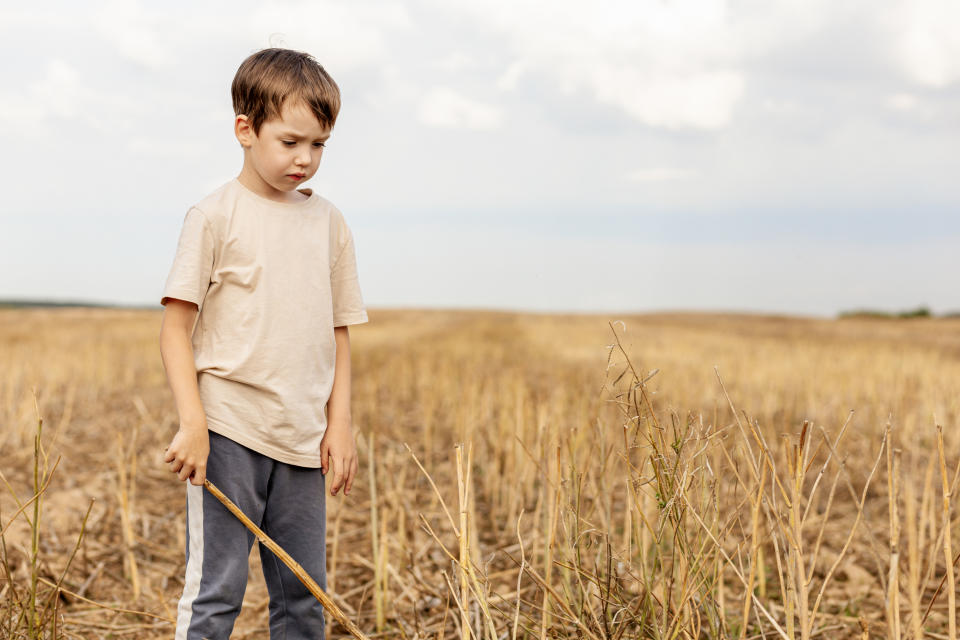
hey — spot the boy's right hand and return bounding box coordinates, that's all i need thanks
[164,425,210,486]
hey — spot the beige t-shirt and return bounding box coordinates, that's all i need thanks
[160,178,368,467]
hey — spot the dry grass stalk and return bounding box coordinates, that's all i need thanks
[886,423,901,640]
[937,425,956,640]
[741,460,768,639]
[114,426,140,599]
[364,431,385,632]
[512,509,525,640]
[35,580,174,623]
[540,443,560,640]
[455,443,470,640]
[905,470,922,639]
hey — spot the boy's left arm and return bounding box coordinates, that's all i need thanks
[321,325,358,496]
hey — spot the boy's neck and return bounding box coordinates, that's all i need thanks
[236,165,309,204]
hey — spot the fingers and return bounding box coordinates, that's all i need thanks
[330,455,344,496]
[171,457,205,484]
[167,448,205,484]
[189,466,207,486]
[344,455,357,496]
[320,444,329,475]
[177,461,194,482]
[163,447,175,464]
[328,454,358,497]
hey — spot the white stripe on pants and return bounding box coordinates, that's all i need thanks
[175,482,205,639]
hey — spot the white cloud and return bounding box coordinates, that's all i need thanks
[93,0,170,69]
[244,0,412,73]
[434,51,477,72]
[432,0,959,131]
[0,1,416,137]
[886,93,920,112]
[418,87,503,130]
[627,168,697,183]
[890,0,960,87]
[432,0,745,130]
[884,92,941,121]
[0,59,88,133]
[0,7,73,29]
[34,59,83,119]
[496,60,527,91]
[11,0,415,75]
[0,55,151,139]
[127,136,209,157]
[592,67,744,131]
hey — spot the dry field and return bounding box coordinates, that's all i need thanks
[2,307,960,639]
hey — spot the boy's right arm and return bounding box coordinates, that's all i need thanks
[159,298,209,486]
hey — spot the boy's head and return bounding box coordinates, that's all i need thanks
[231,47,341,136]
[231,48,340,201]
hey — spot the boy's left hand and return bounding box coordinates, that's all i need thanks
[319,421,358,497]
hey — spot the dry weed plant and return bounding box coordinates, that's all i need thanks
[1,399,93,638]
[1,307,959,639]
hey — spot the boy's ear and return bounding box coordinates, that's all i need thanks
[235,114,254,148]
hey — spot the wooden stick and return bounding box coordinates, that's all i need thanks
[203,479,370,640]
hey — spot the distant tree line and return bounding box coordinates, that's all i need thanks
[838,306,960,319]
[0,298,152,309]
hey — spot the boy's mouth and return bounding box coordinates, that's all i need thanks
[288,174,306,180]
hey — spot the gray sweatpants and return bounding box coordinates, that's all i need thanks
[175,431,327,640]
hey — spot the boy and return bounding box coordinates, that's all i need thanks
[158,47,367,639]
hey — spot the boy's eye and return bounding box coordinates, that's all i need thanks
[282,140,296,146]
[313,142,326,148]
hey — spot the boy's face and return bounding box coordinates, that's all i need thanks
[235,100,331,202]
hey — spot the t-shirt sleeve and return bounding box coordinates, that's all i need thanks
[160,207,215,310]
[330,223,369,327]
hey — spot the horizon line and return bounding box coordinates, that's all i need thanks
[0,297,954,320]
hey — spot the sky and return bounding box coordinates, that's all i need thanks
[0,0,957,316]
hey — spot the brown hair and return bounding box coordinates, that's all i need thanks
[231,48,341,135]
